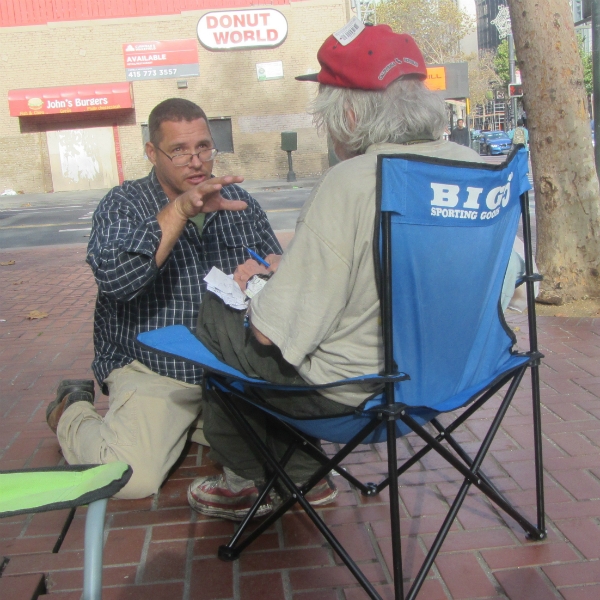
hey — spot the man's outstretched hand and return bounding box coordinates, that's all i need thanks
[156,175,248,268]
[174,175,247,218]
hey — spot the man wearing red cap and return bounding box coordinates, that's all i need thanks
[186,21,486,521]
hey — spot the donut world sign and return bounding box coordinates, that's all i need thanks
[197,9,288,51]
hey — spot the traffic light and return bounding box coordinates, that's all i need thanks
[508,83,523,98]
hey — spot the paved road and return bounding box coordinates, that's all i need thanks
[0,201,97,248]
[0,155,535,250]
[0,187,310,249]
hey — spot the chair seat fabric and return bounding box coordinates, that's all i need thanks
[0,462,132,517]
[138,325,398,390]
[139,326,529,445]
[231,350,528,444]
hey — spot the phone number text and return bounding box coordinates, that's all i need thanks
[127,68,178,78]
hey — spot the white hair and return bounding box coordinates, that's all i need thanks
[310,76,447,156]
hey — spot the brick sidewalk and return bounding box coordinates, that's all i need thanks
[1,244,600,600]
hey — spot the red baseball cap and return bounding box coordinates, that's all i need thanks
[296,21,427,90]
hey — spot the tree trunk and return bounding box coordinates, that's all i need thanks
[508,0,600,303]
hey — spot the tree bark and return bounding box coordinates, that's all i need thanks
[508,0,600,303]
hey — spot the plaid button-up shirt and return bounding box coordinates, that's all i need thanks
[87,169,282,386]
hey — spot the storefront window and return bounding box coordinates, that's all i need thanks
[141,123,150,158]
[209,117,233,153]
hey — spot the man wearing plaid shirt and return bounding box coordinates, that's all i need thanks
[46,99,282,499]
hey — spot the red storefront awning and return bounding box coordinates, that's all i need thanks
[8,82,134,117]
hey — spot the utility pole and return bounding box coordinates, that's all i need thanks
[492,6,515,129]
[508,33,518,128]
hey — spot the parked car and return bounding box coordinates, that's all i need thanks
[478,130,512,155]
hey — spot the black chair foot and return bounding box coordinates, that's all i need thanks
[218,545,241,561]
[361,482,378,497]
[525,529,547,541]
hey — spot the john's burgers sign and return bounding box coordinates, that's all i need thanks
[197,9,288,51]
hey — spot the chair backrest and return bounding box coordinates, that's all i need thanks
[377,149,531,411]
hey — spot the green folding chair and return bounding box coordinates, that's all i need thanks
[0,462,132,600]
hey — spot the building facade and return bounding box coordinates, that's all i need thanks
[474,0,503,53]
[572,0,592,53]
[0,0,350,193]
[457,0,478,56]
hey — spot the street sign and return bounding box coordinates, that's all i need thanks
[509,83,523,98]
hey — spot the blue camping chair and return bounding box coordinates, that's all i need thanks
[138,149,545,600]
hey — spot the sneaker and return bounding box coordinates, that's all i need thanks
[46,387,95,434]
[188,473,273,521]
[273,477,338,507]
[302,477,338,506]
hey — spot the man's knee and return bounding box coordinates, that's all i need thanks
[110,458,165,499]
[93,443,169,499]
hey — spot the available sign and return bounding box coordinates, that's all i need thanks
[197,9,288,51]
[123,39,199,81]
[8,83,133,117]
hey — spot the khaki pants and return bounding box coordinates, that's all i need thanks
[57,361,202,499]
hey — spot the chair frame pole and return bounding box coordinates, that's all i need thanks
[398,364,545,599]
[83,498,108,600]
[381,211,404,600]
[209,386,384,600]
[520,190,546,537]
[219,383,381,494]
[374,367,523,494]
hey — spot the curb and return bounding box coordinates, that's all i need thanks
[0,178,320,210]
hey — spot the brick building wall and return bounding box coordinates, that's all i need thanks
[0,133,49,193]
[0,0,350,193]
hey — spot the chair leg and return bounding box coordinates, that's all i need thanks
[83,498,108,600]
[521,190,546,537]
[385,410,404,600]
[530,362,546,538]
[210,387,384,599]
[219,443,298,560]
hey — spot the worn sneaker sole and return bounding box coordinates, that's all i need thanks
[187,487,273,521]
[305,485,338,506]
[273,478,338,508]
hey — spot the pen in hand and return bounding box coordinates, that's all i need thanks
[244,246,270,268]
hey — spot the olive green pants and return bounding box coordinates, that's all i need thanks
[196,292,351,483]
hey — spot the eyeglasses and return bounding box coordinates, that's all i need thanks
[156,145,218,167]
